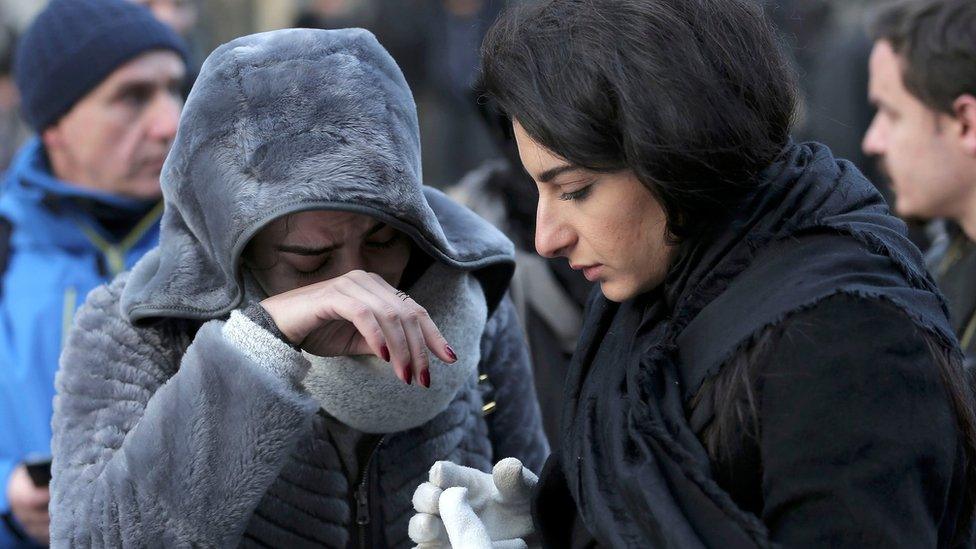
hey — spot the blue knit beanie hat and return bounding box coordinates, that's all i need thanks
[14,0,189,131]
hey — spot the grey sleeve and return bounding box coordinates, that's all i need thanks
[49,279,319,548]
[240,302,300,350]
[480,295,550,474]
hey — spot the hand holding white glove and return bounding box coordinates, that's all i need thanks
[409,458,538,549]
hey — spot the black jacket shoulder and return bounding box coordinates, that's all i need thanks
[701,293,968,548]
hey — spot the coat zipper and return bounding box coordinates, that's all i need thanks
[356,435,386,549]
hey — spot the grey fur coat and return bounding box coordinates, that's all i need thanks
[49,28,547,548]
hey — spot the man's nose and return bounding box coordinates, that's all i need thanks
[146,91,182,142]
[862,114,886,157]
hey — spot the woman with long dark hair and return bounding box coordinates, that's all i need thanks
[410,0,976,546]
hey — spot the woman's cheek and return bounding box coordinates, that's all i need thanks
[371,247,412,286]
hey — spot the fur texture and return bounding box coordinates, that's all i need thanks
[119,28,514,323]
[50,29,547,548]
[51,274,547,548]
[223,309,310,382]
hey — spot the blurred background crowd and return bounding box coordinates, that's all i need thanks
[0,0,892,190]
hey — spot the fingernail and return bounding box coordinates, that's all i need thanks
[381,345,390,362]
[405,365,413,385]
[445,345,457,362]
[420,368,430,388]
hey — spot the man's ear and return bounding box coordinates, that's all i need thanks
[40,123,62,154]
[953,94,976,156]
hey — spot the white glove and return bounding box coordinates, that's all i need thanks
[409,458,538,549]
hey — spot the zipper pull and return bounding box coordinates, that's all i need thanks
[355,482,370,526]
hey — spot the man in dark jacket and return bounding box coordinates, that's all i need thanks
[0,1,186,546]
[862,0,976,363]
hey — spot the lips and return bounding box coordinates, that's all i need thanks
[572,263,604,282]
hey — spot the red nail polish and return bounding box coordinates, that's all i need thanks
[420,368,430,388]
[445,345,457,362]
[405,365,413,385]
[381,345,390,362]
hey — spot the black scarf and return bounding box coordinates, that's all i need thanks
[538,142,960,547]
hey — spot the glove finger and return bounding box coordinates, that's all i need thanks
[439,487,494,548]
[430,461,495,506]
[492,539,529,549]
[413,481,443,514]
[408,513,448,544]
[492,458,538,502]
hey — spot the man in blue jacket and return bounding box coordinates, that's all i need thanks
[0,0,187,545]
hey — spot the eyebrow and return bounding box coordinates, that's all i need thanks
[276,222,387,255]
[111,81,155,100]
[537,164,580,184]
[110,72,185,98]
[276,243,339,256]
[363,221,386,237]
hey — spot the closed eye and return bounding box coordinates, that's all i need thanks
[294,257,331,280]
[365,233,402,249]
[559,185,593,201]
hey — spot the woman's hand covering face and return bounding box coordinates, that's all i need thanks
[247,210,457,387]
[260,269,458,387]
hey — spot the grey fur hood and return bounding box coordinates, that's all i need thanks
[121,28,514,322]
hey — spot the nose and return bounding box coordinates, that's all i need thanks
[335,247,367,277]
[534,197,575,259]
[146,91,182,142]
[862,113,886,157]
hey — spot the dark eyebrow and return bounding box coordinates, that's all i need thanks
[363,221,386,237]
[111,81,155,101]
[537,164,579,184]
[277,243,339,256]
[276,222,386,255]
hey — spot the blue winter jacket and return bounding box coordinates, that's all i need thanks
[0,138,162,547]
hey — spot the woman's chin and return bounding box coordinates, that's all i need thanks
[599,279,632,303]
[600,275,667,302]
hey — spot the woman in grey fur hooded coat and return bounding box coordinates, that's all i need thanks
[48,28,547,548]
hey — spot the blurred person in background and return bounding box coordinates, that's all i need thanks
[419,0,502,185]
[0,0,186,546]
[131,0,199,36]
[0,24,27,173]
[294,0,375,30]
[130,0,201,97]
[764,0,878,183]
[297,0,504,186]
[378,0,505,186]
[862,0,976,363]
[450,99,591,449]
[765,0,935,248]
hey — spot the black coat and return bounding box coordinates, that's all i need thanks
[533,143,975,548]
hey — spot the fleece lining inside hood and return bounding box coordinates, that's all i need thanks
[120,28,514,323]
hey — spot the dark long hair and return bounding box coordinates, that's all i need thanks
[479,0,797,242]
